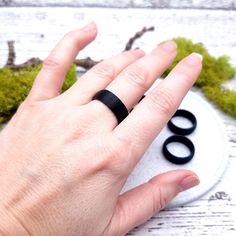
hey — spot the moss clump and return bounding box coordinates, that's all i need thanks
[163,37,236,118]
[1,37,236,122]
[163,37,236,87]
[203,86,236,117]
[0,64,77,124]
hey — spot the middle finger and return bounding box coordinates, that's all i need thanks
[91,41,176,129]
[91,41,177,128]
[107,41,177,108]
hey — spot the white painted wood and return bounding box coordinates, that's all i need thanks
[1,0,236,9]
[1,8,236,67]
[0,7,236,236]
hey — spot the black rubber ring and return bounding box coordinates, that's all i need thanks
[92,90,129,124]
[168,109,197,135]
[162,135,195,165]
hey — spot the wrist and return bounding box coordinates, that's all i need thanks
[0,206,30,236]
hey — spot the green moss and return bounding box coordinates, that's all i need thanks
[0,64,77,124]
[163,37,236,87]
[163,37,236,118]
[1,37,236,122]
[203,86,236,118]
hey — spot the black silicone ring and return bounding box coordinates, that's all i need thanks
[162,135,195,165]
[168,109,197,135]
[92,90,129,124]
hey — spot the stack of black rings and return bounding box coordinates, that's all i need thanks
[162,109,197,165]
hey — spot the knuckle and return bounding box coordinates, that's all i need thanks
[19,100,37,110]
[63,30,79,43]
[148,88,175,116]
[104,144,123,169]
[91,62,116,81]
[101,136,133,175]
[123,64,149,89]
[158,48,175,59]
[110,200,128,236]
[64,30,75,39]
[157,187,167,211]
[24,102,46,115]
[147,180,167,213]
[175,64,193,82]
[43,56,60,70]
[123,50,139,60]
[14,101,42,122]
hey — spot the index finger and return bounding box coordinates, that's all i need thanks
[28,22,97,102]
[113,53,202,166]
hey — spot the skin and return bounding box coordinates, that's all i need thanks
[0,22,202,235]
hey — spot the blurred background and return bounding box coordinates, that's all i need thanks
[1,0,236,8]
[1,0,236,67]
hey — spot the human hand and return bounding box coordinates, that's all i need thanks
[0,22,202,236]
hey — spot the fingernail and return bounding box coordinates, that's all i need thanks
[130,49,145,57]
[185,53,203,65]
[81,22,96,32]
[179,175,200,191]
[159,41,177,53]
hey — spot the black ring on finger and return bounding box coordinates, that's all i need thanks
[92,89,129,124]
[168,109,197,135]
[162,135,195,165]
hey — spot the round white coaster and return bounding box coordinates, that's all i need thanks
[122,86,229,208]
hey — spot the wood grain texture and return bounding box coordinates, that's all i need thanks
[1,0,236,9]
[0,6,236,236]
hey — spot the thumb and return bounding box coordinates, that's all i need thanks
[106,170,199,235]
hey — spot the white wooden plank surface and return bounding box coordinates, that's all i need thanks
[0,7,236,236]
[1,0,236,9]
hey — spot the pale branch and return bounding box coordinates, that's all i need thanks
[4,26,154,70]
[5,40,16,67]
[4,43,100,70]
[74,58,101,70]
[124,26,155,51]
